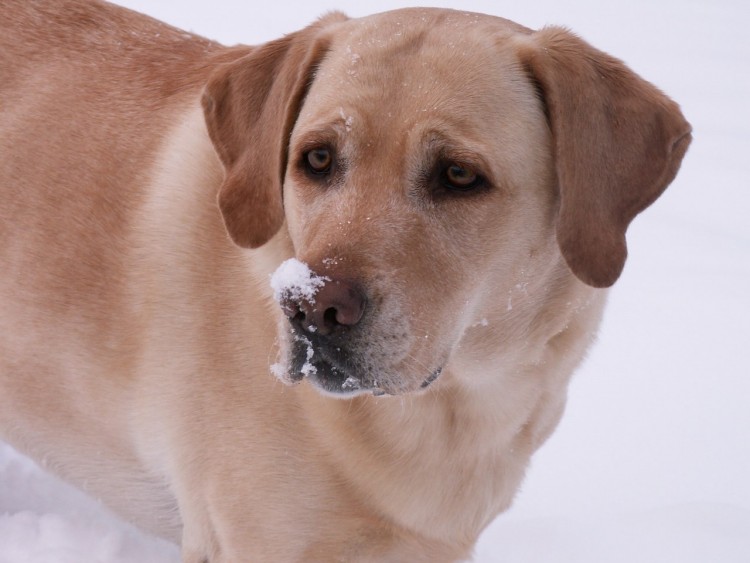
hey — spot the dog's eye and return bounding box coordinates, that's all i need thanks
[304,148,333,175]
[442,164,482,191]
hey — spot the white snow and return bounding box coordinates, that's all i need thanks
[269,257,328,304]
[269,362,286,379]
[342,376,361,391]
[2,1,749,562]
[0,444,179,562]
[295,334,317,377]
[339,107,355,132]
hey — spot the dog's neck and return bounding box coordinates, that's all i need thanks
[296,280,605,547]
[175,105,605,548]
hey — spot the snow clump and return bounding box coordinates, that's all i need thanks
[270,258,329,304]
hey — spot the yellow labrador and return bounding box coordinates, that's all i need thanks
[0,1,691,561]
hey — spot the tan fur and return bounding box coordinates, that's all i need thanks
[0,2,690,561]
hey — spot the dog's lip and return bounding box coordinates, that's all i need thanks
[420,367,443,389]
[306,362,385,397]
[307,363,444,397]
[288,328,444,395]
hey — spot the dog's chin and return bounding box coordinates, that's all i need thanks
[284,333,442,398]
[305,362,382,398]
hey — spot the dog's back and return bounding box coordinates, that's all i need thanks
[0,1,240,352]
[0,2,209,386]
[0,0,219,308]
[0,0,232,537]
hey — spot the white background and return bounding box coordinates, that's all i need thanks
[1,0,749,561]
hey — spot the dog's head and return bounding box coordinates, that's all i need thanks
[202,9,691,396]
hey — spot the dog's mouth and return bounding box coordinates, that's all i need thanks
[286,331,442,397]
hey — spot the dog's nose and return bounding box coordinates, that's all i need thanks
[283,279,366,336]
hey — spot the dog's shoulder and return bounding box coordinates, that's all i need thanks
[2,0,201,49]
[0,0,240,98]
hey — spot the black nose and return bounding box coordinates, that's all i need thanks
[281,278,366,336]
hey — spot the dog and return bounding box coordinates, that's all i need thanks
[0,1,691,561]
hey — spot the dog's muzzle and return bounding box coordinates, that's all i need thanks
[287,331,444,396]
[272,262,442,396]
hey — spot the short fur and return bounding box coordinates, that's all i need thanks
[0,1,690,561]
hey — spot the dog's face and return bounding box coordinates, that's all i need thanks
[280,13,556,395]
[202,9,691,397]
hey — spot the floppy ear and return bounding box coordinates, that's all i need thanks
[518,28,691,288]
[202,14,346,248]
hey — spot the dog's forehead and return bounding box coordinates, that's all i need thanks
[339,7,529,43]
[298,8,536,142]
[319,8,528,84]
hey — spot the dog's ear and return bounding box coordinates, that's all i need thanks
[202,14,346,248]
[518,28,691,288]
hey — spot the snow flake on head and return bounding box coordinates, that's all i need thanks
[338,107,354,132]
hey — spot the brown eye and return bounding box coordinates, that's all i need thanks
[443,164,480,191]
[304,148,333,175]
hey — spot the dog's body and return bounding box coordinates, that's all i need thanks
[0,1,690,561]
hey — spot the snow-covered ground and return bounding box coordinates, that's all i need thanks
[2,0,749,561]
